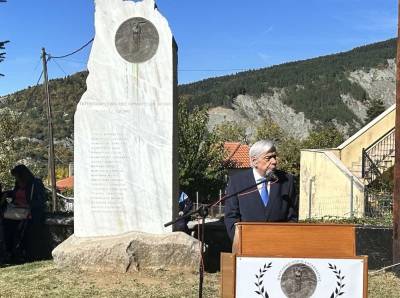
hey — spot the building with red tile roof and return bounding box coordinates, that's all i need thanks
[56,176,74,190]
[224,142,251,171]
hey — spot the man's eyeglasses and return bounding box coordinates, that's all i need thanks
[262,154,277,161]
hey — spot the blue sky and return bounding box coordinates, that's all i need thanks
[0,0,397,96]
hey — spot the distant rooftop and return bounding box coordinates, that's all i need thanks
[224,142,251,169]
[56,176,74,190]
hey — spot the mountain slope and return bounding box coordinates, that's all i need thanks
[181,38,396,135]
[0,38,396,172]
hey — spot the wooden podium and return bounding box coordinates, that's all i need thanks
[221,223,368,297]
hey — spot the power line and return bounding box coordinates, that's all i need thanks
[58,57,88,65]
[17,67,45,123]
[20,57,52,116]
[49,38,94,60]
[33,57,42,71]
[56,59,246,73]
[179,68,247,72]
[51,59,68,76]
[45,37,249,74]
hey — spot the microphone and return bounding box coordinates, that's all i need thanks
[265,170,278,182]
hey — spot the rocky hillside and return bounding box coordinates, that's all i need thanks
[182,38,396,139]
[207,58,396,140]
[0,38,396,173]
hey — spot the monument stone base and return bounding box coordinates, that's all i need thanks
[52,232,201,273]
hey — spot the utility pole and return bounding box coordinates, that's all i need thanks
[42,48,57,212]
[394,0,400,264]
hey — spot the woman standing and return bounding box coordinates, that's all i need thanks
[0,184,6,265]
[2,165,46,263]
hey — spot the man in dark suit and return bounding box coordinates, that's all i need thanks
[224,140,298,240]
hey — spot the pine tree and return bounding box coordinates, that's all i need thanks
[0,0,8,76]
[0,108,21,188]
[365,99,386,124]
[0,41,9,63]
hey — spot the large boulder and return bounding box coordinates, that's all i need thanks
[52,231,201,272]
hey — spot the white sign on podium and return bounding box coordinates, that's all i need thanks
[236,257,364,298]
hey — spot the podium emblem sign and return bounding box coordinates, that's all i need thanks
[235,257,364,298]
[281,263,317,297]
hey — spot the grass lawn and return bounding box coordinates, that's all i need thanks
[0,261,399,297]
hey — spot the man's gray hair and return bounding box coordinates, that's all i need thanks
[249,140,276,168]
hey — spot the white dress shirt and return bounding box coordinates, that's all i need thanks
[252,168,271,196]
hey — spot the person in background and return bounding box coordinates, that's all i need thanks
[224,140,298,241]
[174,192,193,235]
[2,165,46,263]
[0,184,6,264]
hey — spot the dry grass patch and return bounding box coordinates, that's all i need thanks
[1,261,400,297]
[0,261,219,297]
[369,271,400,298]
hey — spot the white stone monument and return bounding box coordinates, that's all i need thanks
[74,0,178,237]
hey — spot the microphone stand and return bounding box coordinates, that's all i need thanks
[164,177,270,298]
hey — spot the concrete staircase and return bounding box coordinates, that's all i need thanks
[361,128,395,185]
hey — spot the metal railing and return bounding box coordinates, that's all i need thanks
[362,128,395,182]
[362,150,384,182]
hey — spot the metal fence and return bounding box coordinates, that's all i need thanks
[58,195,74,212]
[48,188,392,225]
[305,188,393,226]
[365,191,392,218]
[192,202,224,219]
[44,186,74,213]
[305,195,359,219]
[305,175,365,219]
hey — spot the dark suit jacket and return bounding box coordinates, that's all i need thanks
[224,169,298,240]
